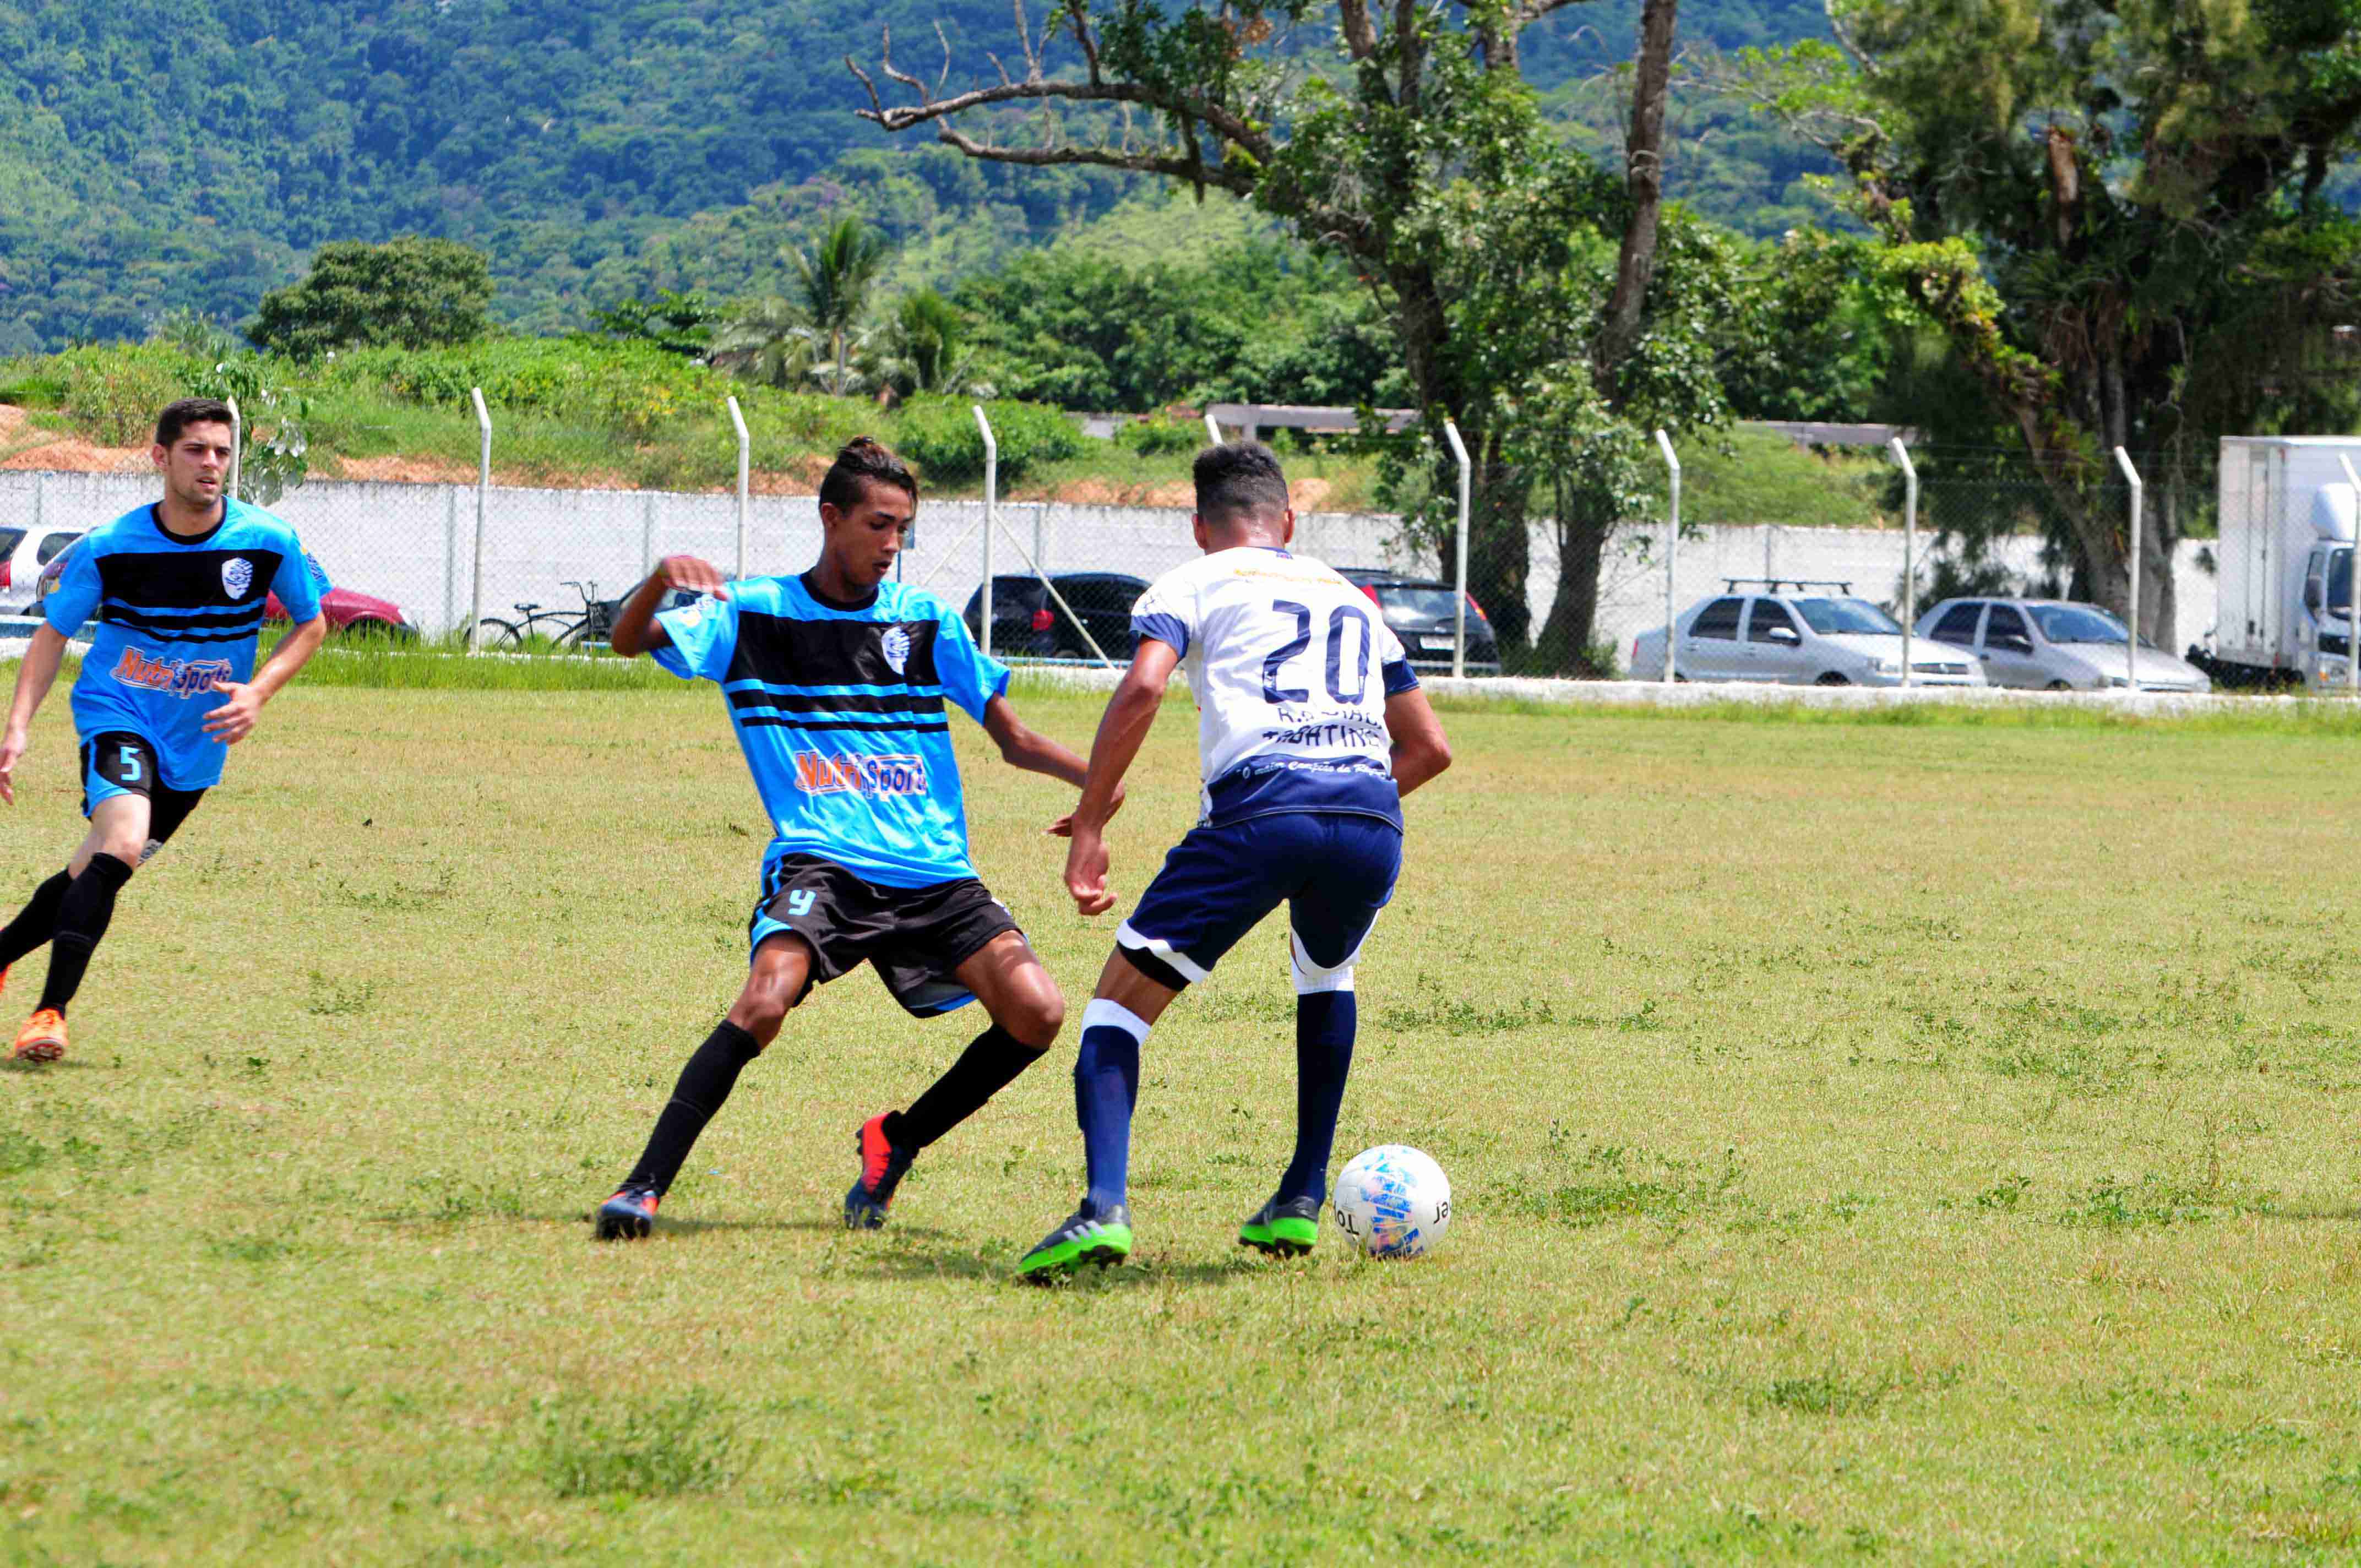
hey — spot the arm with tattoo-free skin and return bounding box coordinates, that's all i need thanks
[1061,638,1182,916]
[610,555,733,658]
[202,612,329,745]
[0,624,70,806]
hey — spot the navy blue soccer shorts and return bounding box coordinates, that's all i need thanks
[1116,812,1402,995]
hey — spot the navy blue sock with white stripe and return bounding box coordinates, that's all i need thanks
[1074,999,1147,1216]
[1276,990,1356,1205]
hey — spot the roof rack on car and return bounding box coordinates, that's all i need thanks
[1722,577,1854,595]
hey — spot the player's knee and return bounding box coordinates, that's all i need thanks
[728,989,793,1046]
[1000,981,1065,1052]
[94,842,142,876]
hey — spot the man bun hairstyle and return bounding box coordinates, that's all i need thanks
[820,435,919,513]
[1194,440,1290,525]
[155,397,237,449]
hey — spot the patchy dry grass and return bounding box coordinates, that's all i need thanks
[1,680,2359,1560]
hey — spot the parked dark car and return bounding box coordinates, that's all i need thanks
[961,573,1149,662]
[1335,567,1500,672]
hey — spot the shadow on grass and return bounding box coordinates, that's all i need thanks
[0,1059,100,1075]
[2253,1201,2361,1223]
[864,1241,1266,1289]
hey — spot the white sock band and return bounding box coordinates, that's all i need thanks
[1080,997,1153,1044]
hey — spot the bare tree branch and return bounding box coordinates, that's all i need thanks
[931,122,1258,191]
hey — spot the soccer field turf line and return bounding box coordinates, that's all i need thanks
[1,683,2358,1562]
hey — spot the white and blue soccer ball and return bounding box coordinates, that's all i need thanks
[1332,1145,1452,1259]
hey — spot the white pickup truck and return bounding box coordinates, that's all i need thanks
[2200,436,2361,690]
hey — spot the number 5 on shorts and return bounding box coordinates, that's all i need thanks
[118,744,142,784]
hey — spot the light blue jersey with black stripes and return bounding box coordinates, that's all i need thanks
[652,573,1011,889]
[42,501,323,790]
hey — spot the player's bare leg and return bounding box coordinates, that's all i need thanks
[10,794,150,1064]
[845,930,1065,1229]
[597,935,813,1239]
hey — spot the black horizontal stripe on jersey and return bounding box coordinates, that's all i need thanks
[724,687,946,715]
[725,610,941,689]
[96,548,285,611]
[736,716,953,733]
[98,602,270,631]
[98,611,269,644]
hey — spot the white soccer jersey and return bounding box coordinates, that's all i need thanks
[1129,546,1421,827]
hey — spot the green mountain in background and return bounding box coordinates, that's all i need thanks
[0,0,1834,353]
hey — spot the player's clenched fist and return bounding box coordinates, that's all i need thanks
[657,554,732,600]
[1064,831,1117,916]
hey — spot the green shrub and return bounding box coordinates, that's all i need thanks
[891,395,1083,483]
[55,345,204,445]
[1118,416,1203,457]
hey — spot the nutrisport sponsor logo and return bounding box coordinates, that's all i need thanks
[112,647,234,699]
[792,752,930,797]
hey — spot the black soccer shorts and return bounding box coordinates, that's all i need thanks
[747,854,1022,1018]
[79,730,206,858]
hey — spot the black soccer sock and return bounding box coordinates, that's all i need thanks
[621,1020,764,1195]
[0,870,72,972]
[36,855,134,1015]
[891,1025,1046,1152]
[1275,990,1356,1206]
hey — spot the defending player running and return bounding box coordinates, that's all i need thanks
[0,398,329,1062]
[1021,440,1452,1278]
[595,437,1102,1239]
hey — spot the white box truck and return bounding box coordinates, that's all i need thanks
[2204,435,2361,689]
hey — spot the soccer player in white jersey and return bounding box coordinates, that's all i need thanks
[1019,441,1454,1278]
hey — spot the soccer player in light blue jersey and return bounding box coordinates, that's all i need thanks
[592,437,1106,1240]
[0,398,328,1063]
[1021,441,1454,1278]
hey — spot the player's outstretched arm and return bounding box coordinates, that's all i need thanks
[205,611,329,745]
[610,556,730,657]
[1062,638,1179,915]
[1384,687,1454,798]
[0,624,70,805]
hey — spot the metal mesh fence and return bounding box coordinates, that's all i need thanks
[4,423,2314,694]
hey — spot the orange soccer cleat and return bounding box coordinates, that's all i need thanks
[12,1008,66,1064]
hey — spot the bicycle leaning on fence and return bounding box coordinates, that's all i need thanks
[474,581,616,650]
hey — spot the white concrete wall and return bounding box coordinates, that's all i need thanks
[0,470,2221,661]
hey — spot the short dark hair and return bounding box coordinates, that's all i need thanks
[155,398,236,449]
[820,436,918,513]
[1194,440,1290,524]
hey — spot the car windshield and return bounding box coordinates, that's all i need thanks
[0,529,22,560]
[1792,597,1901,635]
[1375,586,1462,627]
[2029,605,2127,644]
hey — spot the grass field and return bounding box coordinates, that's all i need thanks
[4,672,2361,1562]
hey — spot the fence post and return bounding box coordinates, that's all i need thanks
[1442,420,1472,679]
[640,492,656,582]
[974,405,997,660]
[442,487,458,638]
[2340,455,2361,694]
[468,388,491,651]
[1889,436,1918,688]
[1204,410,1222,447]
[1655,429,1680,685]
[2113,447,2143,691]
[225,397,242,501]
[727,395,750,581]
[31,472,41,536]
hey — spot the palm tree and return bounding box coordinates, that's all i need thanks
[877,290,994,399]
[708,295,816,389]
[790,217,890,396]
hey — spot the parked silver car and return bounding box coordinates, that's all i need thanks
[1914,597,2211,692]
[1630,584,1987,686]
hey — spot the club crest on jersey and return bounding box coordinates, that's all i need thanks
[881,625,912,675]
[793,751,929,797]
[221,557,254,599]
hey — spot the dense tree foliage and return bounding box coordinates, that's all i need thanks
[0,0,1838,353]
[247,238,493,357]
